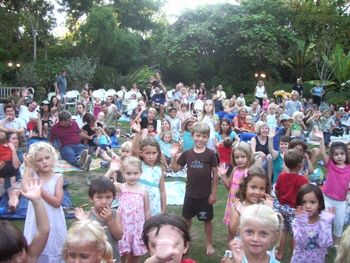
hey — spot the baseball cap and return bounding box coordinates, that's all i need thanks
[279,114,292,122]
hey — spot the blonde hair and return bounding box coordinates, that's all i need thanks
[160,131,173,142]
[148,107,157,114]
[292,111,304,122]
[63,220,113,263]
[27,142,58,171]
[201,99,215,117]
[231,142,254,168]
[240,204,283,244]
[335,226,350,263]
[290,90,299,98]
[192,122,210,136]
[254,121,269,134]
[121,156,142,173]
[119,141,132,153]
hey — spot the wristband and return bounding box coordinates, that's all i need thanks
[224,250,233,258]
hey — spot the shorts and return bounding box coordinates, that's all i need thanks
[182,195,213,221]
[0,161,18,179]
[273,199,295,234]
[98,144,110,151]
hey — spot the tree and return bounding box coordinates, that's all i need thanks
[66,55,97,90]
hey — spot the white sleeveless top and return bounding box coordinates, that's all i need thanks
[255,85,266,98]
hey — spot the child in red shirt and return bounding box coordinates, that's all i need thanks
[274,149,308,260]
[216,137,233,173]
[0,132,21,197]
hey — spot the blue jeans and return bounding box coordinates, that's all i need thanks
[60,144,87,167]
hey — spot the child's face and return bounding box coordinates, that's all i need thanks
[240,221,277,258]
[193,132,209,149]
[246,117,253,125]
[121,148,131,159]
[140,145,159,166]
[65,241,103,263]
[163,133,172,143]
[147,225,189,263]
[333,148,346,165]
[295,114,303,123]
[245,176,267,204]
[123,165,142,185]
[293,144,305,154]
[91,191,114,214]
[161,121,170,131]
[97,112,104,121]
[34,149,54,173]
[234,150,248,168]
[279,141,289,153]
[301,191,320,218]
[169,110,177,118]
[204,101,214,114]
[147,125,154,133]
[268,107,276,115]
[8,133,19,147]
[95,129,102,135]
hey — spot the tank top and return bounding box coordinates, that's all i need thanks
[255,86,265,98]
[255,136,269,156]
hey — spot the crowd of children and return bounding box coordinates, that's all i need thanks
[1,78,350,263]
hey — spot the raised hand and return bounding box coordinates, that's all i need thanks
[262,193,273,208]
[228,238,244,263]
[109,155,121,172]
[268,127,276,138]
[20,178,43,201]
[131,121,141,133]
[74,207,89,220]
[218,163,228,177]
[170,144,180,157]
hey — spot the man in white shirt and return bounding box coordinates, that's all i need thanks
[74,103,86,128]
[0,105,25,136]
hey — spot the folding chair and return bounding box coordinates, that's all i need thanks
[65,90,80,115]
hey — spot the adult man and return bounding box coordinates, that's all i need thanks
[0,105,25,136]
[75,103,86,128]
[17,96,39,128]
[50,111,92,171]
[101,101,121,136]
[54,69,67,103]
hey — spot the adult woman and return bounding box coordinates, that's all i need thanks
[81,113,113,163]
[310,82,325,106]
[50,95,59,114]
[254,80,267,107]
[250,121,270,159]
[232,108,248,133]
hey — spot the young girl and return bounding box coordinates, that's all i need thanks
[23,142,67,263]
[229,167,272,236]
[287,111,306,139]
[63,220,114,263]
[223,204,282,263]
[291,184,335,263]
[93,127,112,157]
[158,131,174,171]
[215,118,239,144]
[132,121,166,216]
[0,178,50,263]
[241,115,255,133]
[115,157,151,263]
[220,142,254,240]
[93,96,102,118]
[199,99,219,150]
[142,213,196,263]
[315,131,350,246]
[182,118,194,151]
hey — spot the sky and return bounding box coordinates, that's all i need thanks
[51,0,239,37]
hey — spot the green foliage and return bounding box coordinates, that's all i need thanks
[65,55,97,90]
[323,44,350,89]
[16,63,39,87]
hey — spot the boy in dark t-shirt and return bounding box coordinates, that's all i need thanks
[171,122,218,256]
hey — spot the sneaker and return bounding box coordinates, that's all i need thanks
[77,149,89,168]
[83,155,92,172]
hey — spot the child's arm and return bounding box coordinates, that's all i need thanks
[229,201,241,236]
[159,173,167,213]
[268,128,278,160]
[21,178,50,261]
[41,175,64,208]
[220,166,233,191]
[74,207,89,220]
[304,153,314,175]
[144,188,151,220]
[315,130,329,164]
[209,167,219,205]
[8,142,21,169]
[131,121,141,157]
[170,144,183,172]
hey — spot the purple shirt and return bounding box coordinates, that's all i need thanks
[50,121,82,147]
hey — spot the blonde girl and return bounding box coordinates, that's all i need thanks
[223,204,283,263]
[219,142,254,240]
[23,142,66,263]
[335,226,350,263]
[199,99,219,150]
[131,120,166,216]
[93,126,112,157]
[63,220,114,263]
[115,157,151,263]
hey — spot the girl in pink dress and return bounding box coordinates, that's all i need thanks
[219,142,254,241]
[115,156,151,263]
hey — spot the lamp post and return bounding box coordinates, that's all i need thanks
[254,72,267,79]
